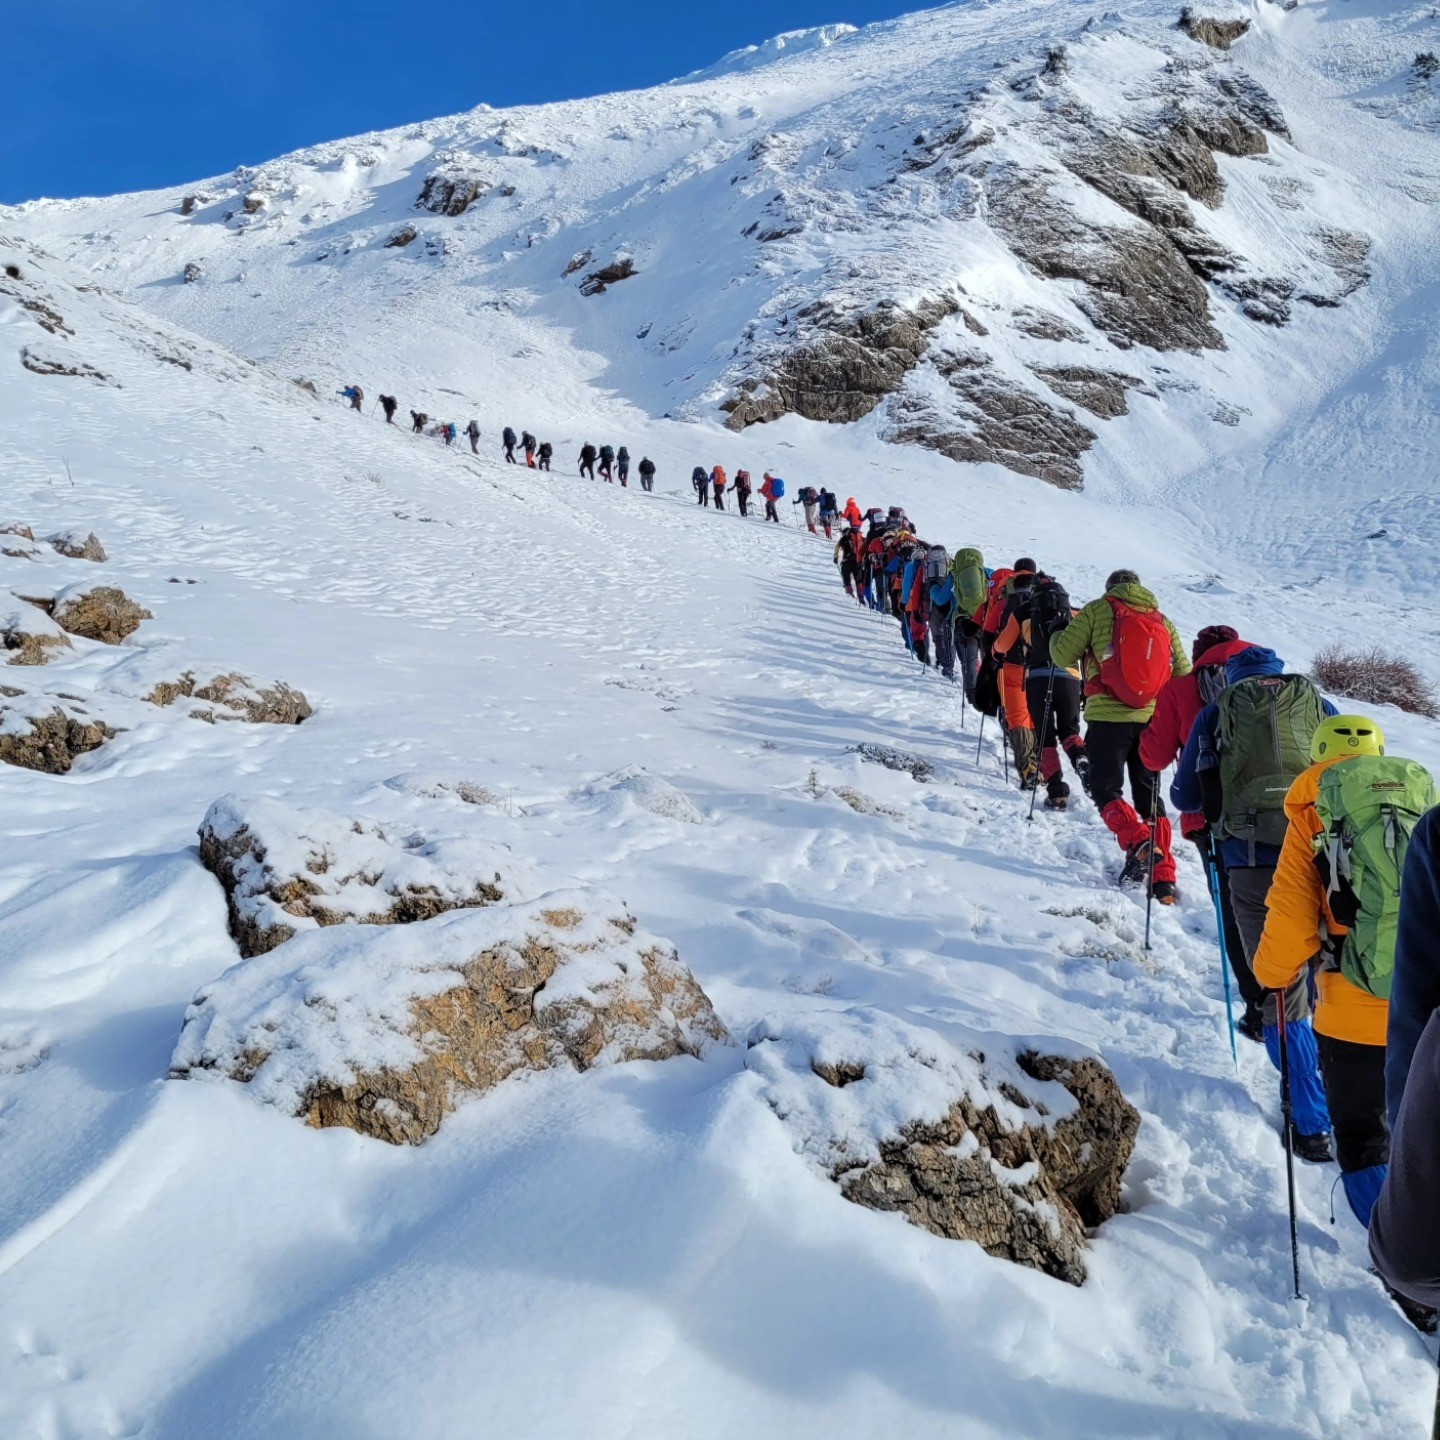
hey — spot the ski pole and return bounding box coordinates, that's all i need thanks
[1206,834,1240,1071]
[1275,999,1305,1302]
[1144,772,1160,952]
[975,712,986,767]
[1027,666,1058,824]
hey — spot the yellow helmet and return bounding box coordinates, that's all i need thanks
[1310,714,1385,764]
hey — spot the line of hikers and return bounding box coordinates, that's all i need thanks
[689,470,847,530]
[829,513,1440,1337]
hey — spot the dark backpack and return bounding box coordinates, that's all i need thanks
[799,486,818,504]
[692,467,707,488]
[503,427,516,445]
[600,445,614,462]
[1028,576,1072,666]
[618,447,629,462]
[735,469,752,491]
[639,457,655,475]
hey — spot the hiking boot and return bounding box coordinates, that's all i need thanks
[1119,839,1155,887]
[1019,767,1040,792]
[1073,754,1092,798]
[1290,1129,1334,1165]
[1237,1003,1265,1044]
[1044,793,1069,812]
[1151,880,1178,906]
[1385,1283,1439,1334]
[1044,780,1070,812]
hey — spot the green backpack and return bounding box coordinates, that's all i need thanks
[1216,675,1326,862]
[951,547,987,619]
[1312,756,1438,999]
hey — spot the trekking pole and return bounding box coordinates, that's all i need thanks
[1275,1000,1305,1303]
[1027,667,1058,824]
[975,712,986,767]
[1144,772,1160,952]
[1205,833,1240,1071]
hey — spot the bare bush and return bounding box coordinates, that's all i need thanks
[1313,644,1439,718]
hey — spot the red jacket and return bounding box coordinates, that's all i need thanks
[1139,637,1252,835]
[760,477,778,501]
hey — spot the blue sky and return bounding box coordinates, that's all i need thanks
[1,1,926,204]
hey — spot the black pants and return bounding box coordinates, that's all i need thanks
[697,485,709,507]
[469,435,478,453]
[618,464,629,484]
[581,461,595,479]
[1317,1034,1389,1174]
[1226,864,1310,1024]
[713,487,725,510]
[1085,721,1165,820]
[505,444,516,463]
[1025,672,1082,753]
[765,500,778,522]
[1198,843,1265,1009]
[640,473,652,491]
[736,490,749,516]
[539,456,551,471]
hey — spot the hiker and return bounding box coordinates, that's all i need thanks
[1372,806,1440,1324]
[711,465,727,511]
[465,419,481,454]
[836,527,863,602]
[617,446,631,487]
[579,442,598,480]
[995,572,1087,810]
[339,385,364,412]
[638,456,656,492]
[794,485,821,534]
[380,395,398,425]
[761,473,784,523]
[818,490,839,539]
[993,561,1042,788]
[598,444,616,482]
[1254,716,1438,1301]
[692,465,710,507]
[522,432,537,468]
[503,427,518,463]
[950,548,989,703]
[1171,645,1336,1158]
[865,530,890,612]
[443,421,457,447]
[537,440,553,472]
[1142,626,1265,1037]
[843,496,863,529]
[1050,569,1189,901]
[901,543,931,665]
[410,410,428,434]
[734,469,752,517]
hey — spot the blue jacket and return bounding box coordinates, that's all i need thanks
[901,557,922,606]
[1388,807,1440,1125]
[929,575,956,615]
[1171,647,1335,869]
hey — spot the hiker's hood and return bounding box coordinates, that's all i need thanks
[1105,581,1160,611]
[1195,637,1254,670]
[1226,646,1285,682]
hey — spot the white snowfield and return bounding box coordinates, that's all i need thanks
[1,0,1440,1434]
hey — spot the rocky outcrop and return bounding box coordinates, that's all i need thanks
[0,690,114,773]
[171,891,728,1145]
[579,258,638,296]
[197,795,534,957]
[722,293,960,431]
[746,1012,1139,1285]
[416,163,491,216]
[1031,365,1143,418]
[183,262,203,284]
[48,585,151,644]
[45,530,106,562]
[1,600,71,666]
[847,743,935,782]
[144,671,312,725]
[385,225,418,249]
[888,350,1095,489]
[1179,9,1252,50]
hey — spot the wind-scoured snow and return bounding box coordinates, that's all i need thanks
[2,0,1440,1435]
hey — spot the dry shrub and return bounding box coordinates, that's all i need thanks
[1313,644,1439,719]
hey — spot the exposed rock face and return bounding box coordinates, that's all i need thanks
[1,600,72,666]
[1031,365,1143,418]
[0,691,114,773]
[416,164,491,216]
[144,671,312,725]
[746,1011,1139,1285]
[45,530,106,562]
[385,225,418,249]
[171,891,728,1145]
[49,585,151,644]
[183,261,203,284]
[722,294,960,431]
[1179,9,1252,50]
[579,258,638,296]
[197,795,534,958]
[20,348,109,383]
[847,742,935,782]
[242,191,267,215]
[887,350,1095,489]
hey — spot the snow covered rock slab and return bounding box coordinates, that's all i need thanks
[96,650,313,724]
[0,687,115,773]
[49,584,151,644]
[44,529,106,563]
[198,795,537,958]
[171,893,729,1144]
[746,1011,1139,1285]
[2,598,71,666]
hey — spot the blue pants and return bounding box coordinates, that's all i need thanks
[1265,1018,1333,1138]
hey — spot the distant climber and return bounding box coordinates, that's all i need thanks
[617,446,631,487]
[692,465,710,507]
[638,456,656,492]
[340,385,364,412]
[503,426,518,463]
[711,465,728,512]
[537,440,553,472]
[522,431,537,468]
[379,395,398,425]
[734,469,752,518]
[761,473,784,523]
[579,442,598,480]
[465,419,481,454]
[599,444,616,482]
[410,411,428,435]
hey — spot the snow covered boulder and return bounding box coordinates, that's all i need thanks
[1,524,38,558]
[45,529,106,562]
[144,670,312,725]
[746,1011,1139,1285]
[198,795,535,958]
[0,687,115,773]
[49,584,151,644]
[2,599,71,666]
[578,766,703,823]
[171,892,729,1144]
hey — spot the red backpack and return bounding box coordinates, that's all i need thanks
[1100,598,1172,708]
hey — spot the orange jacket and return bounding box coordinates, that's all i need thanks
[1253,757,1389,1045]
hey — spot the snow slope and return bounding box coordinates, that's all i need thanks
[3,0,1440,1434]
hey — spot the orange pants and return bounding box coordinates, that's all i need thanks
[1001,664,1032,729]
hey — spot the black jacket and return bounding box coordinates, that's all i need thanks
[1388,807,1440,1124]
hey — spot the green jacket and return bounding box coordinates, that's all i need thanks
[1048,581,1191,723]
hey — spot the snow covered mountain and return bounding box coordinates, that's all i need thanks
[4,0,1440,1435]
